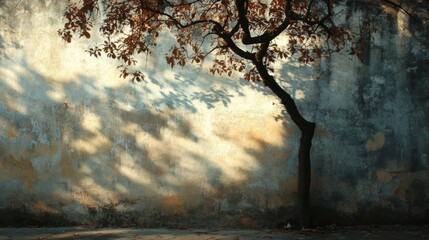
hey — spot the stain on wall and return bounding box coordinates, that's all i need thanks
[0,0,428,227]
[0,154,37,192]
[5,123,18,138]
[366,132,385,151]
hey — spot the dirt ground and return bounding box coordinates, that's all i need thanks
[0,225,428,240]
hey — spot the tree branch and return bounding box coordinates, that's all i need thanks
[380,0,418,21]
[235,0,291,45]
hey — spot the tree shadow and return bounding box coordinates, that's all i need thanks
[0,44,297,228]
[2,0,429,229]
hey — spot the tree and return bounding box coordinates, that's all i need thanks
[58,0,422,228]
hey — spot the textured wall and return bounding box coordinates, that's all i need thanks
[0,0,428,227]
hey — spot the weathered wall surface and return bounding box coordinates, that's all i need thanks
[0,0,428,227]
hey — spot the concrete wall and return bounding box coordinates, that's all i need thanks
[0,0,428,227]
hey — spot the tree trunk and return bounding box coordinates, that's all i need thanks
[254,62,315,228]
[297,122,315,228]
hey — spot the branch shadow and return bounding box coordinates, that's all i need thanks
[0,45,295,228]
[2,0,428,229]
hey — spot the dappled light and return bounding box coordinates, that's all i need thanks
[396,11,412,37]
[0,1,296,226]
[1,0,429,228]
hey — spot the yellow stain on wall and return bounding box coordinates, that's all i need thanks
[366,132,385,151]
[163,195,184,214]
[213,113,290,151]
[73,190,97,207]
[315,125,329,137]
[6,123,18,138]
[59,148,79,184]
[0,155,37,192]
[376,170,393,184]
[33,200,57,214]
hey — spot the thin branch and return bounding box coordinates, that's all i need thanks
[137,0,253,60]
[381,0,418,21]
[255,42,269,62]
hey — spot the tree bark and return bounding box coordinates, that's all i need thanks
[254,62,315,228]
[297,123,315,228]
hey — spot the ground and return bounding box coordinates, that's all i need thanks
[0,225,428,240]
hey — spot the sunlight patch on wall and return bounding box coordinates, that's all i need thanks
[0,66,23,93]
[117,149,152,186]
[82,112,102,132]
[70,112,112,154]
[70,134,112,154]
[19,25,127,88]
[1,94,28,114]
[287,71,296,80]
[115,99,136,112]
[294,89,306,100]
[47,82,67,102]
[162,69,177,81]
[396,11,412,37]
[112,107,286,191]
[212,112,287,150]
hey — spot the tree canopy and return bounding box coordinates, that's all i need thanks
[58,0,361,83]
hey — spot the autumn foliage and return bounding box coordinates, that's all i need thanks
[59,0,360,83]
